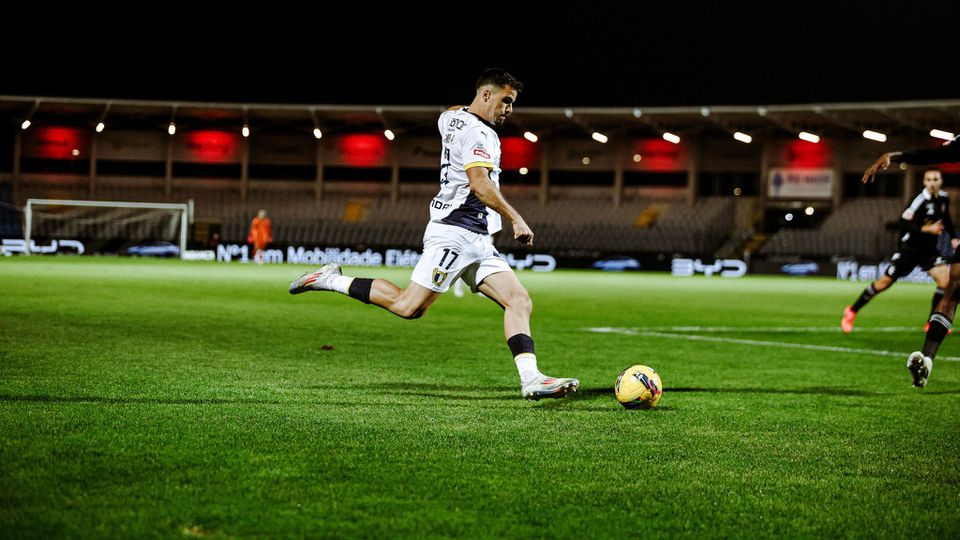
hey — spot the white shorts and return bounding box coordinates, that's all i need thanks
[410,222,512,293]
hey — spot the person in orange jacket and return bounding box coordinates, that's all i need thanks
[247,209,272,263]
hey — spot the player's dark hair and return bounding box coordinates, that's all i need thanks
[476,68,523,93]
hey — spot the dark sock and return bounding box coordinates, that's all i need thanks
[931,288,945,316]
[347,278,373,304]
[851,284,878,312]
[507,334,535,357]
[923,312,952,360]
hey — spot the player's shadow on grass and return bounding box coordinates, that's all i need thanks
[308,383,517,392]
[576,387,616,398]
[668,386,885,397]
[536,388,674,411]
[572,385,933,400]
[308,383,520,401]
[0,394,287,406]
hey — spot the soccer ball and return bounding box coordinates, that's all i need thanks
[615,365,663,409]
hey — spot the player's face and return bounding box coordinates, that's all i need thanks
[924,171,943,193]
[486,85,517,126]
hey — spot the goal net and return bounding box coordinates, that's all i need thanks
[23,199,193,257]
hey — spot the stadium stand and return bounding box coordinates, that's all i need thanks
[5,174,738,254]
[2,95,958,264]
[0,182,21,237]
[760,198,901,258]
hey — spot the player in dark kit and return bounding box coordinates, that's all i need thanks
[861,136,960,387]
[841,169,957,333]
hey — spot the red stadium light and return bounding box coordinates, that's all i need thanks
[632,139,683,171]
[783,139,831,168]
[338,134,389,167]
[26,127,89,159]
[500,136,540,171]
[184,130,240,162]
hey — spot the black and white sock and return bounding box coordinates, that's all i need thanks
[923,312,952,360]
[931,288,945,316]
[508,334,541,385]
[851,284,877,313]
[346,278,373,304]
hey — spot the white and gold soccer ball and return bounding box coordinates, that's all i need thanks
[615,365,663,409]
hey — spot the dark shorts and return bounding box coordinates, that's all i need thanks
[885,244,947,279]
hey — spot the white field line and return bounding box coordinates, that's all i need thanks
[594,326,918,333]
[586,327,960,362]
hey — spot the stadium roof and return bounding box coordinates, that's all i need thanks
[2,95,957,143]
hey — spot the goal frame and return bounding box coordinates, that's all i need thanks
[24,198,194,259]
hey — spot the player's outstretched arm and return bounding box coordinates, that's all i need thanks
[864,139,960,183]
[466,166,534,246]
[862,152,899,183]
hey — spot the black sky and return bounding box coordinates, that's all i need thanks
[3,2,957,108]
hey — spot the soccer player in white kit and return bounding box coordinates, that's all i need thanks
[290,68,579,400]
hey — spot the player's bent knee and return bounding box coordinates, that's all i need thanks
[509,290,533,313]
[392,299,430,320]
[395,305,426,319]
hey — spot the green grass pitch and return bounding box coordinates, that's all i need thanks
[1,258,958,538]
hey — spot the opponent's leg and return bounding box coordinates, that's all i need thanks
[928,264,949,317]
[842,274,894,333]
[910,263,960,386]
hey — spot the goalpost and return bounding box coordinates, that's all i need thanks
[24,199,194,258]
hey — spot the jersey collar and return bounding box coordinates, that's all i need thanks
[466,111,498,131]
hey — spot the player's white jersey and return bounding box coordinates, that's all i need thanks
[431,108,502,235]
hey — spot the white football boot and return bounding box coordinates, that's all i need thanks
[289,263,342,294]
[521,376,580,401]
[906,351,933,388]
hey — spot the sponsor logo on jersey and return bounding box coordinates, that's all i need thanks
[473,148,491,159]
[432,268,448,286]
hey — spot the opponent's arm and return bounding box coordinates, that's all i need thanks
[863,139,960,183]
[892,140,960,166]
[942,196,959,248]
[899,198,943,236]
